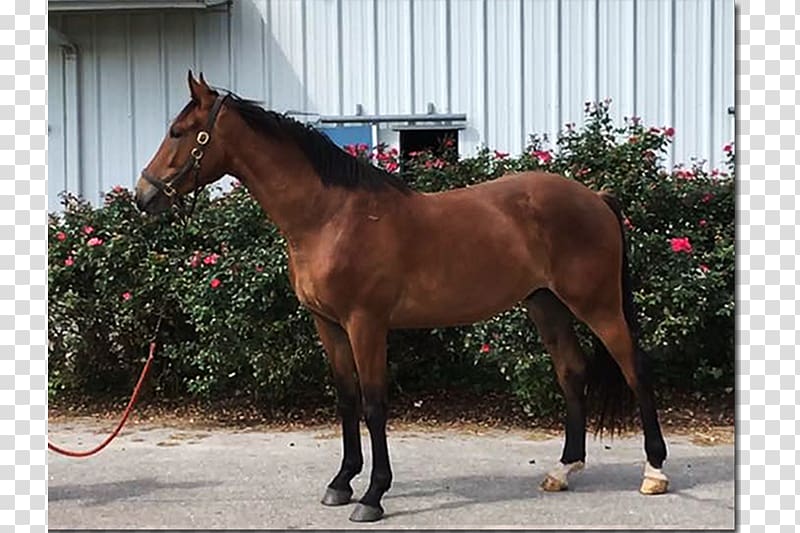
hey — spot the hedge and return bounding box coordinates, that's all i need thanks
[47,101,734,418]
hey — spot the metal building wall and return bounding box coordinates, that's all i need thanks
[47,0,734,211]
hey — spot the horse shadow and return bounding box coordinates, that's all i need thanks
[49,477,219,507]
[385,454,734,519]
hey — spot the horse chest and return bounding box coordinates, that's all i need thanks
[288,258,345,319]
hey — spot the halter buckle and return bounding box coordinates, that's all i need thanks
[191,147,204,160]
[196,131,210,145]
[162,183,176,197]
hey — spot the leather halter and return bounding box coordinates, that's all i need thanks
[141,93,228,202]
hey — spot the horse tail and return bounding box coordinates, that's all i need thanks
[586,190,639,436]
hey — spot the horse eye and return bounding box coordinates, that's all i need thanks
[169,127,182,139]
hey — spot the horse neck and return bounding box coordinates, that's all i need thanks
[226,128,346,243]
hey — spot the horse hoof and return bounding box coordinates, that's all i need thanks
[640,476,669,495]
[349,503,384,522]
[320,487,353,506]
[540,474,567,492]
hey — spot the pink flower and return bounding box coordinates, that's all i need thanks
[344,145,358,157]
[493,150,509,160]
[189,251,202,268]
[385,161,399,173]
[699,219,708,227]
[699,264,710,273]
[255,265,264,273]
[121,292,132,301]
[209,278,221,289]
[532,150,552,164]
[203,253,221,265]
[83,225,94,235]
[702,192,715,204]
[623,217,634,230]
[112,185,125,193]
[723,143,733,153]
[576,168,591,177]
[357,143,369,152]
[675,168,695,180]
[479,343,491,354]
[55,231,67,242]
[670,237,693,254]
[443,138,455,148]
[629,136,638,144]
[663,126,675,137]
[64,256,74,267]
[87,237,104,247]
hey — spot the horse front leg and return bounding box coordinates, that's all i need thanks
[344,313,392,522]
[313,315,363,507]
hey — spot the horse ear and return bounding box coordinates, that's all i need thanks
[187,69,202,103]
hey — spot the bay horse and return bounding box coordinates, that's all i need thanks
[135,72,669,522]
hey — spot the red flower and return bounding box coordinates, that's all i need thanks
[64,256,74,267]
[55,231,67,241]
[629,136,638,144]
[87,237,104,247]
[701,192,715,203]
[723,143,733,153]
[344,144,358,157]
[699,219,708,227]
[532,150,552,164]
[675,168,695,180]
[663,126,675,137]
[121,292,132,301]
[203,253,221,265]
[576,168,591,177]
[357,143,368,152]
[493,150,509,160]
[83,225,94,235]
[209,278,221,289]
[385,161,399,173]
[479,343,491,354]
[670,237,693,254]
[623,217,634,230]
[443,138,455,148]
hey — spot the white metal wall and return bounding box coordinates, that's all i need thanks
[47,0,734,211]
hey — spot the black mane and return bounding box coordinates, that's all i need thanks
[225,93,411,193]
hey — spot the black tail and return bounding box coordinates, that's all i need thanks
[586,191,642,436]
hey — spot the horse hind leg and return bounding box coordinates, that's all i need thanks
[580,306,669,495]
[524,289,588,492]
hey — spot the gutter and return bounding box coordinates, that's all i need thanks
[49,27,81,197]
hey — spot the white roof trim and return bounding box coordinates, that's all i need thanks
[49,0,228,11]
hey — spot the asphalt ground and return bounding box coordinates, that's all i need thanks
[48,421,734,530]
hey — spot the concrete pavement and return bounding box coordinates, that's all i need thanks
[48,421,734,529]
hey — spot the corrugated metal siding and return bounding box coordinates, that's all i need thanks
[48,0,734,211]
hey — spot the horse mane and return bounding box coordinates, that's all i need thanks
[224,93,411,194]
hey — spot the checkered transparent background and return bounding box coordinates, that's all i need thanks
[735,1,800,531]
[1,0,47,532]
[0,0,793,531]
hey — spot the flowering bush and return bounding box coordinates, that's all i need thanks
[48,101,733,416]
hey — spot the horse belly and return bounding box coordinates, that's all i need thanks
[389,253,544,328]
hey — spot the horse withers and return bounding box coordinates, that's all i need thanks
[135,72,669,523]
